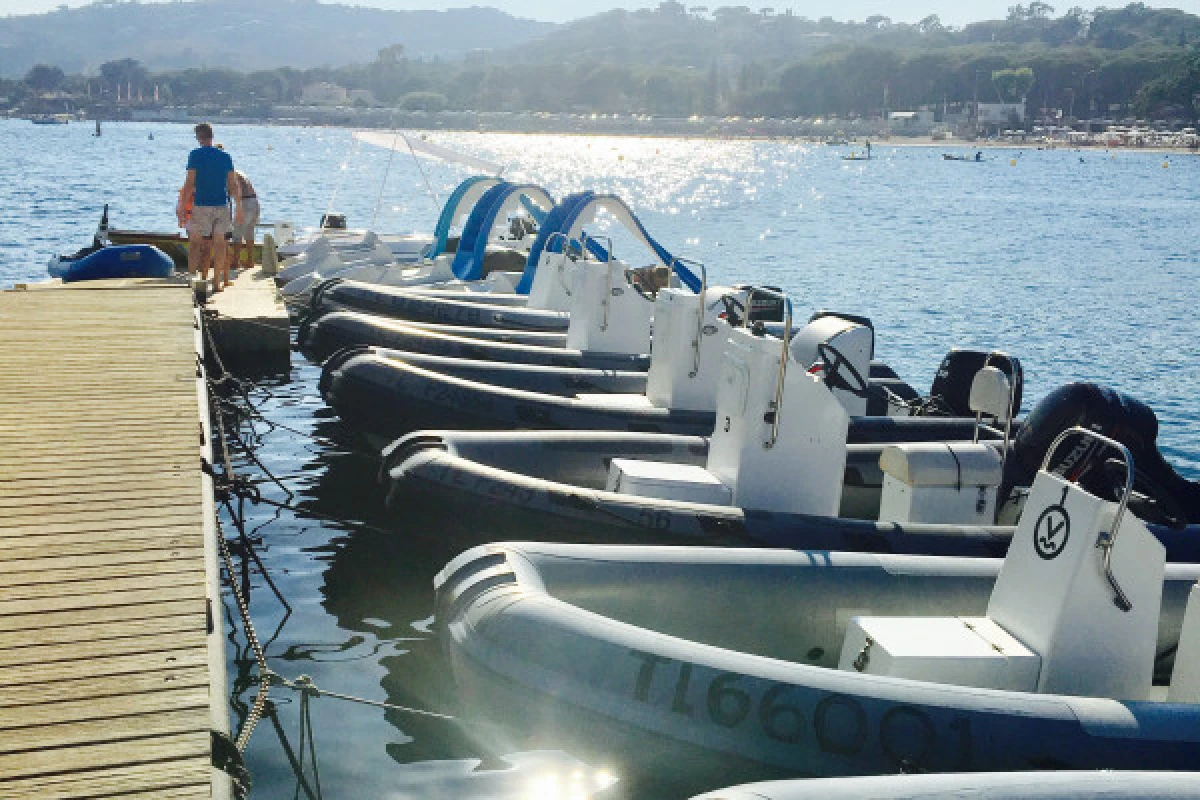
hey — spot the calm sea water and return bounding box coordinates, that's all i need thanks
[1,118,1197,798]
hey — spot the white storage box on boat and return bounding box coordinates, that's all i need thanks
[839,616,1039,691]
[877,441,1003,524]
[607,458,732,505]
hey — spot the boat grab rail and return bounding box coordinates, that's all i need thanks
[1041,425,1136,612]
[542,232,575,298]
[977,350,1019,477]
[668,256,707,378]
[741,286,792,449]
[587,234,615,331]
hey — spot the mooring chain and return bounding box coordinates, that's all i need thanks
[200,313,457,773]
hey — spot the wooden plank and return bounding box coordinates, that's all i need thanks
[0,570,206,604]
[0,510,202,537]
[0,613,205,653]
[0,477,201,504]
[0,630,208,673]
[0,549,207,586]
[0,684,210,732]
[0,583,204,619]
[0,496,203,521]
[0,731,210,780]
[1,761,211,800]
[0,598,202,634]
[0,647,210,689]
[0,531,199,562]
[0,665,210,710]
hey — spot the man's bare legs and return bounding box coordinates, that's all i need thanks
[189,232,212,285]
[211,235,230,291]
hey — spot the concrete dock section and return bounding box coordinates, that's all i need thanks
[0,282,232,798]
[203,266,290,365]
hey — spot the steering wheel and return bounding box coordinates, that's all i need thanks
[816,341,870,398]
[1099,457,1188,529]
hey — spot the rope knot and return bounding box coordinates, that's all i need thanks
[294,674,321,698]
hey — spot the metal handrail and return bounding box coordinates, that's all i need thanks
[1041,426,1136,612]
[668,256,708,378]
[978,351,1019,479]
[585,234,615,331]
[542,232,574,297]
[740,287,792,449]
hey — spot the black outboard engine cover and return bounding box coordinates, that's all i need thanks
[320,212,348,230]
[730,285,786,323]
[1003,382,1200,527]
[928,349,1023,418]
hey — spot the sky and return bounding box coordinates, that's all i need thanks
[3,0,1200,25]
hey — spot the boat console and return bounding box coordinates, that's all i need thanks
[842,427,1169,701]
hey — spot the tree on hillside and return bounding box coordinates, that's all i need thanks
[992,66,1035,100]
[24,64,65,91]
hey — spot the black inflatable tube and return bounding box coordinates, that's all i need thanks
[380,431,1200,562]
[324,351,991,442]
[299,310,580,364]
[312,278,569,331]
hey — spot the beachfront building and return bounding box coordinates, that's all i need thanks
[887,110,935,135]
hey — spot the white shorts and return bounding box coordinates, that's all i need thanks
[233,198,260,244]
[187,205,232,238]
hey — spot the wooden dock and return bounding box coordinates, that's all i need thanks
[0,282,231,799]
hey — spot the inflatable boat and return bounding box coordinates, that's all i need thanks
[300,240,670,366]
[50,244,175,283]
[280,179,551,303]
[691,772,1200,799]
[298,310,586,363]
[322,288,983,440]
[435,445,1200,787]
[297,192,704,337]
[384,335,1199,557]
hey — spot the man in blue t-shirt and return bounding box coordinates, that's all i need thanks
[180,122,240,292]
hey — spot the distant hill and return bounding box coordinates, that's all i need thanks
[0,0,556,77]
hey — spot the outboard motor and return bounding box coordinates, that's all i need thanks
[1002,382,1200,527]
[928,348,1024,418]
[320,212,348,230]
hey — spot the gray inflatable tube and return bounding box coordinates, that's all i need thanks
[691,771,1200,799]
[435,542,1200,790]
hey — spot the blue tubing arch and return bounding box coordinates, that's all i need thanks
[554,194,701,292]
[450,183,555,282]
[428,175,504,260]
[513,191,597,295]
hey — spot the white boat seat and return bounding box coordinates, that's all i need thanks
[969,365,1014,423]
[839,616,1040,692]
[877,442,1002,525]
[1167,582,1200,702]
[844,467,1166,701]
[608,459,732,506]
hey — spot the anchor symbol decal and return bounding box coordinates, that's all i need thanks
[1034,487,1072,561]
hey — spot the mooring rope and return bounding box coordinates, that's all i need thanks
[201,312,457,780]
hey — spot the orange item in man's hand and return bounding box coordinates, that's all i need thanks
[176,188,193,228]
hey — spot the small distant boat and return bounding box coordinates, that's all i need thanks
[31,113,69,125]
[944,152,985,162]
[841,153,871,161]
